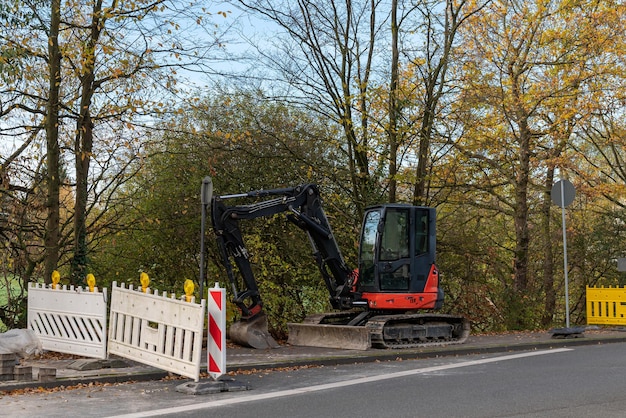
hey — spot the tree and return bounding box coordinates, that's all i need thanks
[401,0,487,206]
[233,0,488,210]
[92,91,355,337]
[1,1,55,283]
[450,0,625,328]
[233,0,393,212]
[1,1,231,288]
[63,1,231,284]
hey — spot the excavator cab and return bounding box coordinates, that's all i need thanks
[357,205,444,310]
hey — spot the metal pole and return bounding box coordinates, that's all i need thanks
[199,177,213,300]
[199,202,206,299]
[560,179,570,328]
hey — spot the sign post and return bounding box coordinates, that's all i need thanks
[551,178,576,333]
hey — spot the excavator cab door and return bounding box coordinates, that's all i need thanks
[357,205,436,296]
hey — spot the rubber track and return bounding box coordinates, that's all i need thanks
[367,314,471,349]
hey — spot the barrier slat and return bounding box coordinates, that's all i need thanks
[165,325,174,356]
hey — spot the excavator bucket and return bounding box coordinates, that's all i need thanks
[287,323,371,350]
[229,312,280,349]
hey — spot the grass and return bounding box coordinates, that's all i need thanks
[0,274,23,332]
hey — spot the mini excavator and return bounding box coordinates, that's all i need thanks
[210,182,469,349]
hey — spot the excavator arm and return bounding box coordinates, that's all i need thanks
[211,184,357,321]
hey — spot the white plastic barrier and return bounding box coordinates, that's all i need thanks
[107,282,206,381]
[27,282,108,359]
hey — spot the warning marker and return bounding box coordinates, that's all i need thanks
[208,283,226,380]
[176,282,249,394]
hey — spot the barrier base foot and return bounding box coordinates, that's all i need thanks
[67,358,130,371]
[550,326,585,339]
[176,377,250,395]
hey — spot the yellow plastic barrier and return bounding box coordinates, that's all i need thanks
[586,285,626,325]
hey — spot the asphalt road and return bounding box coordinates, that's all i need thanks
[3,343,626,417]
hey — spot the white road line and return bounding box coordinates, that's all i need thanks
[108,348,573,418]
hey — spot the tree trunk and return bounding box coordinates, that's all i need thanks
[388,0,399,203]
[70,1,103,284]
[413,120,431,206]
[44,0,62,284]
[71,104,92,284]
[541,167,556,327]
[509,114,532,329]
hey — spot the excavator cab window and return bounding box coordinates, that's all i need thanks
[358,206,412,292]
[358,210,380,288]
[378,208,411,291]
[380,209,410,261]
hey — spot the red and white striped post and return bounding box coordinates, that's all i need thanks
[207,282,226,380]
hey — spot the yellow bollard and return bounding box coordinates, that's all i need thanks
[140,272,150,293]
[86,273,96,292]
[51,270,60,290]
[184,279,194,302]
